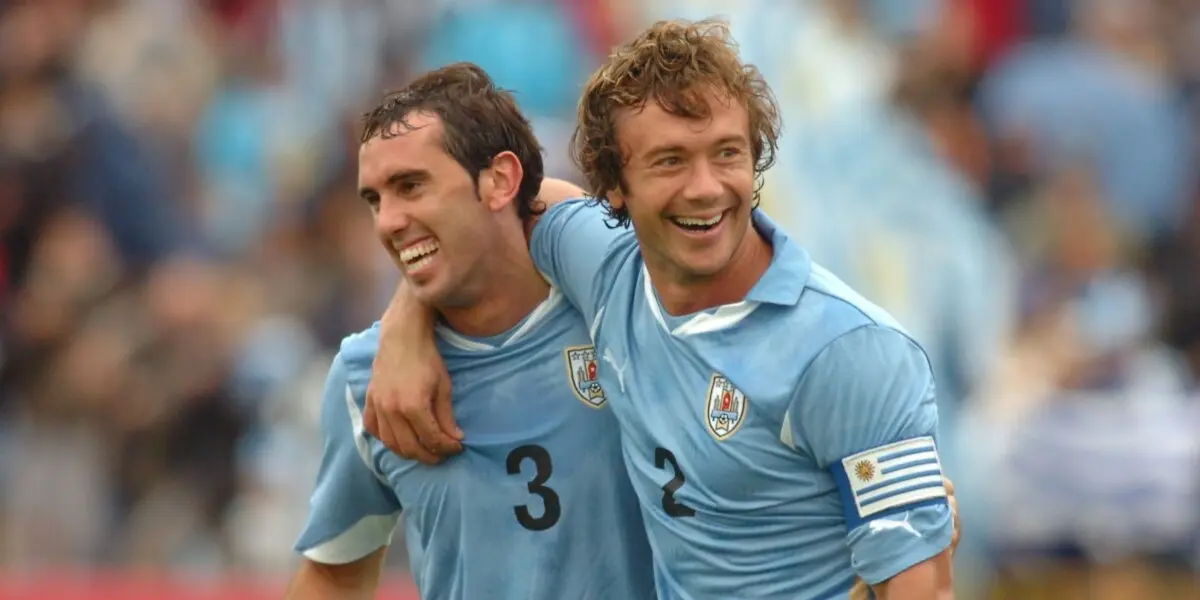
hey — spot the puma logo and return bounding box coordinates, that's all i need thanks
[867,513,919,537]
[602,348,629,394]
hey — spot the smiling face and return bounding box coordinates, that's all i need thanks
[358,112,501,309]
[610,90,757,282]
[570,20,782,293]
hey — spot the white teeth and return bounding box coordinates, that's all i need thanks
[407,254,435,272]
[672,214,723,227]
[399,241,439,264]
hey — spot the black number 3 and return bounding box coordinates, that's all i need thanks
[506,444,562,531]
[655,447,696,517]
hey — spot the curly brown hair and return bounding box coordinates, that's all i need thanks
[361,62,546,221]
[570,19,782,227]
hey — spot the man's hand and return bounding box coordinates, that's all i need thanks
[849,476,960,600]
[364,347,458,464]
[364,283,462,464]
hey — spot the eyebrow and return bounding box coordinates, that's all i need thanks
[358,168,430,199]
[641,135,750,161]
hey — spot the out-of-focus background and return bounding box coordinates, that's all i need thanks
[0,0,1197,598]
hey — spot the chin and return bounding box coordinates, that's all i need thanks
[408,278,450,308]
[680,245,738,276]
[675,255,732,279]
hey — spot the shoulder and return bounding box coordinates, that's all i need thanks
[785,324,937,455]
[811,325,931,381]
[801,262,908,333]
[789,323,934,436]
[790,263,932,383]
[763,260,923,365]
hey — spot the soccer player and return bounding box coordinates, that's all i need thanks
[286,63,655,600]
[368,21,956,599]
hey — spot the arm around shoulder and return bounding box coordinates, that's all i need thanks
[371,280,460,462]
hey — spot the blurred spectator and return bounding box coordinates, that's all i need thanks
[978,1,1194,240]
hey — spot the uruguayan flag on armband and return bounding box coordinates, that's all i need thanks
[833,436,947,529]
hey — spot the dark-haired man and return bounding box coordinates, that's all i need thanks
[285,63,655,600]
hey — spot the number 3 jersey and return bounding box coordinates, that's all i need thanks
[294,287,655,600]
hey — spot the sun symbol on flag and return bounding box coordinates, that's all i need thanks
[854,460,875,482]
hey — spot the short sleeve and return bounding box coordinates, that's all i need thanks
[294,353,402,565]
[530,199,629,325]
[788,325,953,584]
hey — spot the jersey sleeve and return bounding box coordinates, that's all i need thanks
[787,325,953,585]
[530,199,627,325]
[294,353,402,565]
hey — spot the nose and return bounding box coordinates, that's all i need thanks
[375,196,411,238]
[682,159,724,202]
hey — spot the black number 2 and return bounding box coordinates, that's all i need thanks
[654,447,696,517]
[506,444,562,531]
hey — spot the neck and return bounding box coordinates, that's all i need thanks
[649,223,773,316]
[440,230,550,338]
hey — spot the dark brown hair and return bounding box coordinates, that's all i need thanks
[570,19,782,227]
[361,62,546,220]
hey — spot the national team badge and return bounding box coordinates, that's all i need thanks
[565,345,606,408]
[705,374,748,440]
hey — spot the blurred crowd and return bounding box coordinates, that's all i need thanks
[0,0,1197,597]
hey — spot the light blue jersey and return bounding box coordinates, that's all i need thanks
[295,288,655,600]
[531,200,954,599]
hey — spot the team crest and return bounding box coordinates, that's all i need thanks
[564,345,607,408]
[705,374,748,440]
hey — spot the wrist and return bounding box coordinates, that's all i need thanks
[382,281,435,335]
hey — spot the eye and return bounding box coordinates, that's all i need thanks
[362,192,380,210]
[653,156,682,168]
[718,147,743,159]
[398,180,423,196]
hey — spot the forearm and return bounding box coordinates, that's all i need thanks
[871,551,954,600]
[873,586,954,600]
[285,553,385,600]
[382,278,435,334]
[537,177,587,210]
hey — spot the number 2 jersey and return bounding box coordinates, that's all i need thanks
[532,200,955,600]
[294,287,655,600]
